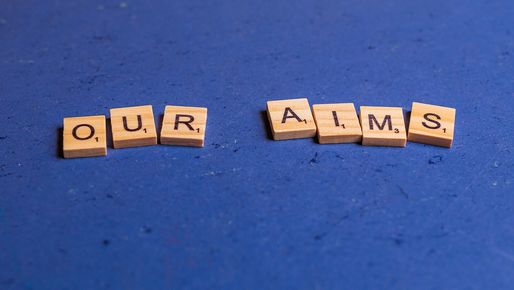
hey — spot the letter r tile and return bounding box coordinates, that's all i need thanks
[63,115,107,158]
[360,106,407,147]
[266,98,317,140]
[408,102,456,148]
[110,105,157,148]
[160,105,208,147]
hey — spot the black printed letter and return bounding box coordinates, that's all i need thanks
[174,114,195,131]
[123,115,143,132]
[332,111,340,127]
[422,113,441,129]
[281,107,303,123]
[368,115,392,130]
[72,124,95,140]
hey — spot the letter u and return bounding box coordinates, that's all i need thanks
[122,115,142,132]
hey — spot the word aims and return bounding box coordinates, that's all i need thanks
[267,99,456,148]
[161,105,208,147]
[63,115,107,158]
[110,105,158,148]
[407,102,456,148]
[312,103,362,144]
[266,98,316,140]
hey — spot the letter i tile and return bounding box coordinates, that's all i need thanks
[312,103,362,144]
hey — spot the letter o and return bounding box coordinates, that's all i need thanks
[72,124,95,140]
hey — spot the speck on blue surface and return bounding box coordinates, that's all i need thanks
[0,0,513,289]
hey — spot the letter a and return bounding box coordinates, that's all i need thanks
[281,107,303,123]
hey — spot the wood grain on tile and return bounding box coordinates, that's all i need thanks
[110,105,157,148]
[408,102,456,148]
[63,115,107,158]
[266,98,316,140]
[312,103,362,144]
[160,105,207,147]
[360,106,407,147]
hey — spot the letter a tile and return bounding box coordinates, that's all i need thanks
[360,106,407,147]
[312,103,362,144]
[408,102,456,148]
[63,115,107,158]
[266,98,316,140]
[110,105,157,148]
[160,105,208,147]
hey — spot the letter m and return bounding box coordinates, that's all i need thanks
[368,114,392,130]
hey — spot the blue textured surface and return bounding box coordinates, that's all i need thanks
[1,0,513,289]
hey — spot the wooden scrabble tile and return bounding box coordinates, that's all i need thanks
[63,115,107,158]
[110,105,157,148]
[266,98,316,140]
[408,102,456,148]
[160,105,207,147]
[360,106,407,147]
[312,103,362,144]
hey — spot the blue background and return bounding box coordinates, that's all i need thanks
[1,0,513,289]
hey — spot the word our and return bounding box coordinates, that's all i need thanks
[63,105,207,158]
[62,100,456,158]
